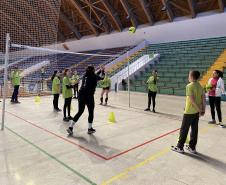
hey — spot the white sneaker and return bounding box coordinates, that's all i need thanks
[185,145,197,154]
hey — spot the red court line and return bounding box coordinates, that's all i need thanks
[6,111,108,160]
[6,111,180,160]
[107,128,180,160]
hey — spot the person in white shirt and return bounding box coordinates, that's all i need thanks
[206,70,225,127]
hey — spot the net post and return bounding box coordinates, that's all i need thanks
[1,33,10,131]
[127,51,131,108]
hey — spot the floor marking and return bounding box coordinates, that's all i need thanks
[107,128,180,160]
[6,111,108,160]
[5,126,97,185]
[101,148,170,185]
[101,125,214,185]
[6,110,181,160]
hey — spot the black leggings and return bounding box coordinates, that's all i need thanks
[64,97,72,118]
[209,96,222,122]
[73,84,79,98]
[147,90,157,109]
[73,94,94,123]
[53,94,59,109]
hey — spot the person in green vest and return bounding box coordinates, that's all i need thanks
[51,70,61,112]
[62,69,73,122]
[10,67,21,103]
[100,72,111,105]
[145,70,158,112]
[71,70,80,99]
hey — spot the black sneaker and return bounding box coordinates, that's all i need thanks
[63,117,70,122]
[15,101,21,104]
[88,127,96,134]
[99,102,103,105]
[67,116,73,120]
[56,108,62,112]
[208,120,216,124]
[67,127,73,135]
[171,146,184,154]
[152,109,156,113]
[144,108,150,111]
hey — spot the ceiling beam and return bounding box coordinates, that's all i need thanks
[67,0,99,36]
[161,0,174,22]
[102,0,123,31]
[187,0,196,18]
[119,0,138,27]
[138,0,154,25]
[170,1,190,14]
[218,0,225,12]
[60,12,82,39]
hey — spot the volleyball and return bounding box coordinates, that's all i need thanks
[129,26,136,34]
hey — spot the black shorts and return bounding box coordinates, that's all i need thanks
[103,87,110,90]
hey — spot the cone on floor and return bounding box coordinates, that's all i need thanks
[34,96,41,104]
[108,112,116,124]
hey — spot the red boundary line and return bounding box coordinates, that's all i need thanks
[6,111,180,160]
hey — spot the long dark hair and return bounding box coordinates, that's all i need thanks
[215,70,223,78]
[86,65,95,76]
[51,70,58,81]
[63,68,70,77]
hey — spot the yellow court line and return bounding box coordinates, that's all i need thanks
[101,125,215,185]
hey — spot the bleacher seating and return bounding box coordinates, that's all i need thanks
[129,37,226,96]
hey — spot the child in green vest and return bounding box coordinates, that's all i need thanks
[10,67,21,103]
[171,71,205,154]
[145,70,158,112]
[62,69,73,122]
[71,70,80,99]
[100,72,111,105]
[51,70,61,112]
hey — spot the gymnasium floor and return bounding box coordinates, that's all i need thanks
[1,89,226,185]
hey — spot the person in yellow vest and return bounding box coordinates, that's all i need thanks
[71,70,80,99]
[51,70,61,112]
[171,71,206,154]
[100,72,111,105]
[145,70,158,112]
[62,69,73,122]
[10,67,21,103]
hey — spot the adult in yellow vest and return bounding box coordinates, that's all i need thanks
[51,70,61,112]
[71,70,80,99]
[10,67,21,103]
[145,70,158,112]
[100,72,111,105]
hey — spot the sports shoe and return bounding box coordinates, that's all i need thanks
[56,108,62,112]
[171,146,184,154]
[63,117,70,122]
[15,101,21,104]
[144,108,150,111]
[67,116,73,120]
[208,120,216,124]
[185,145,197,154]
[219,123,226,128]
[67,127,73,135]
[152,109,156,113]
[104,102,107,106]
[88,127,96,134]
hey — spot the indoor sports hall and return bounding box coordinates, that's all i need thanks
[0,1,226,185]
